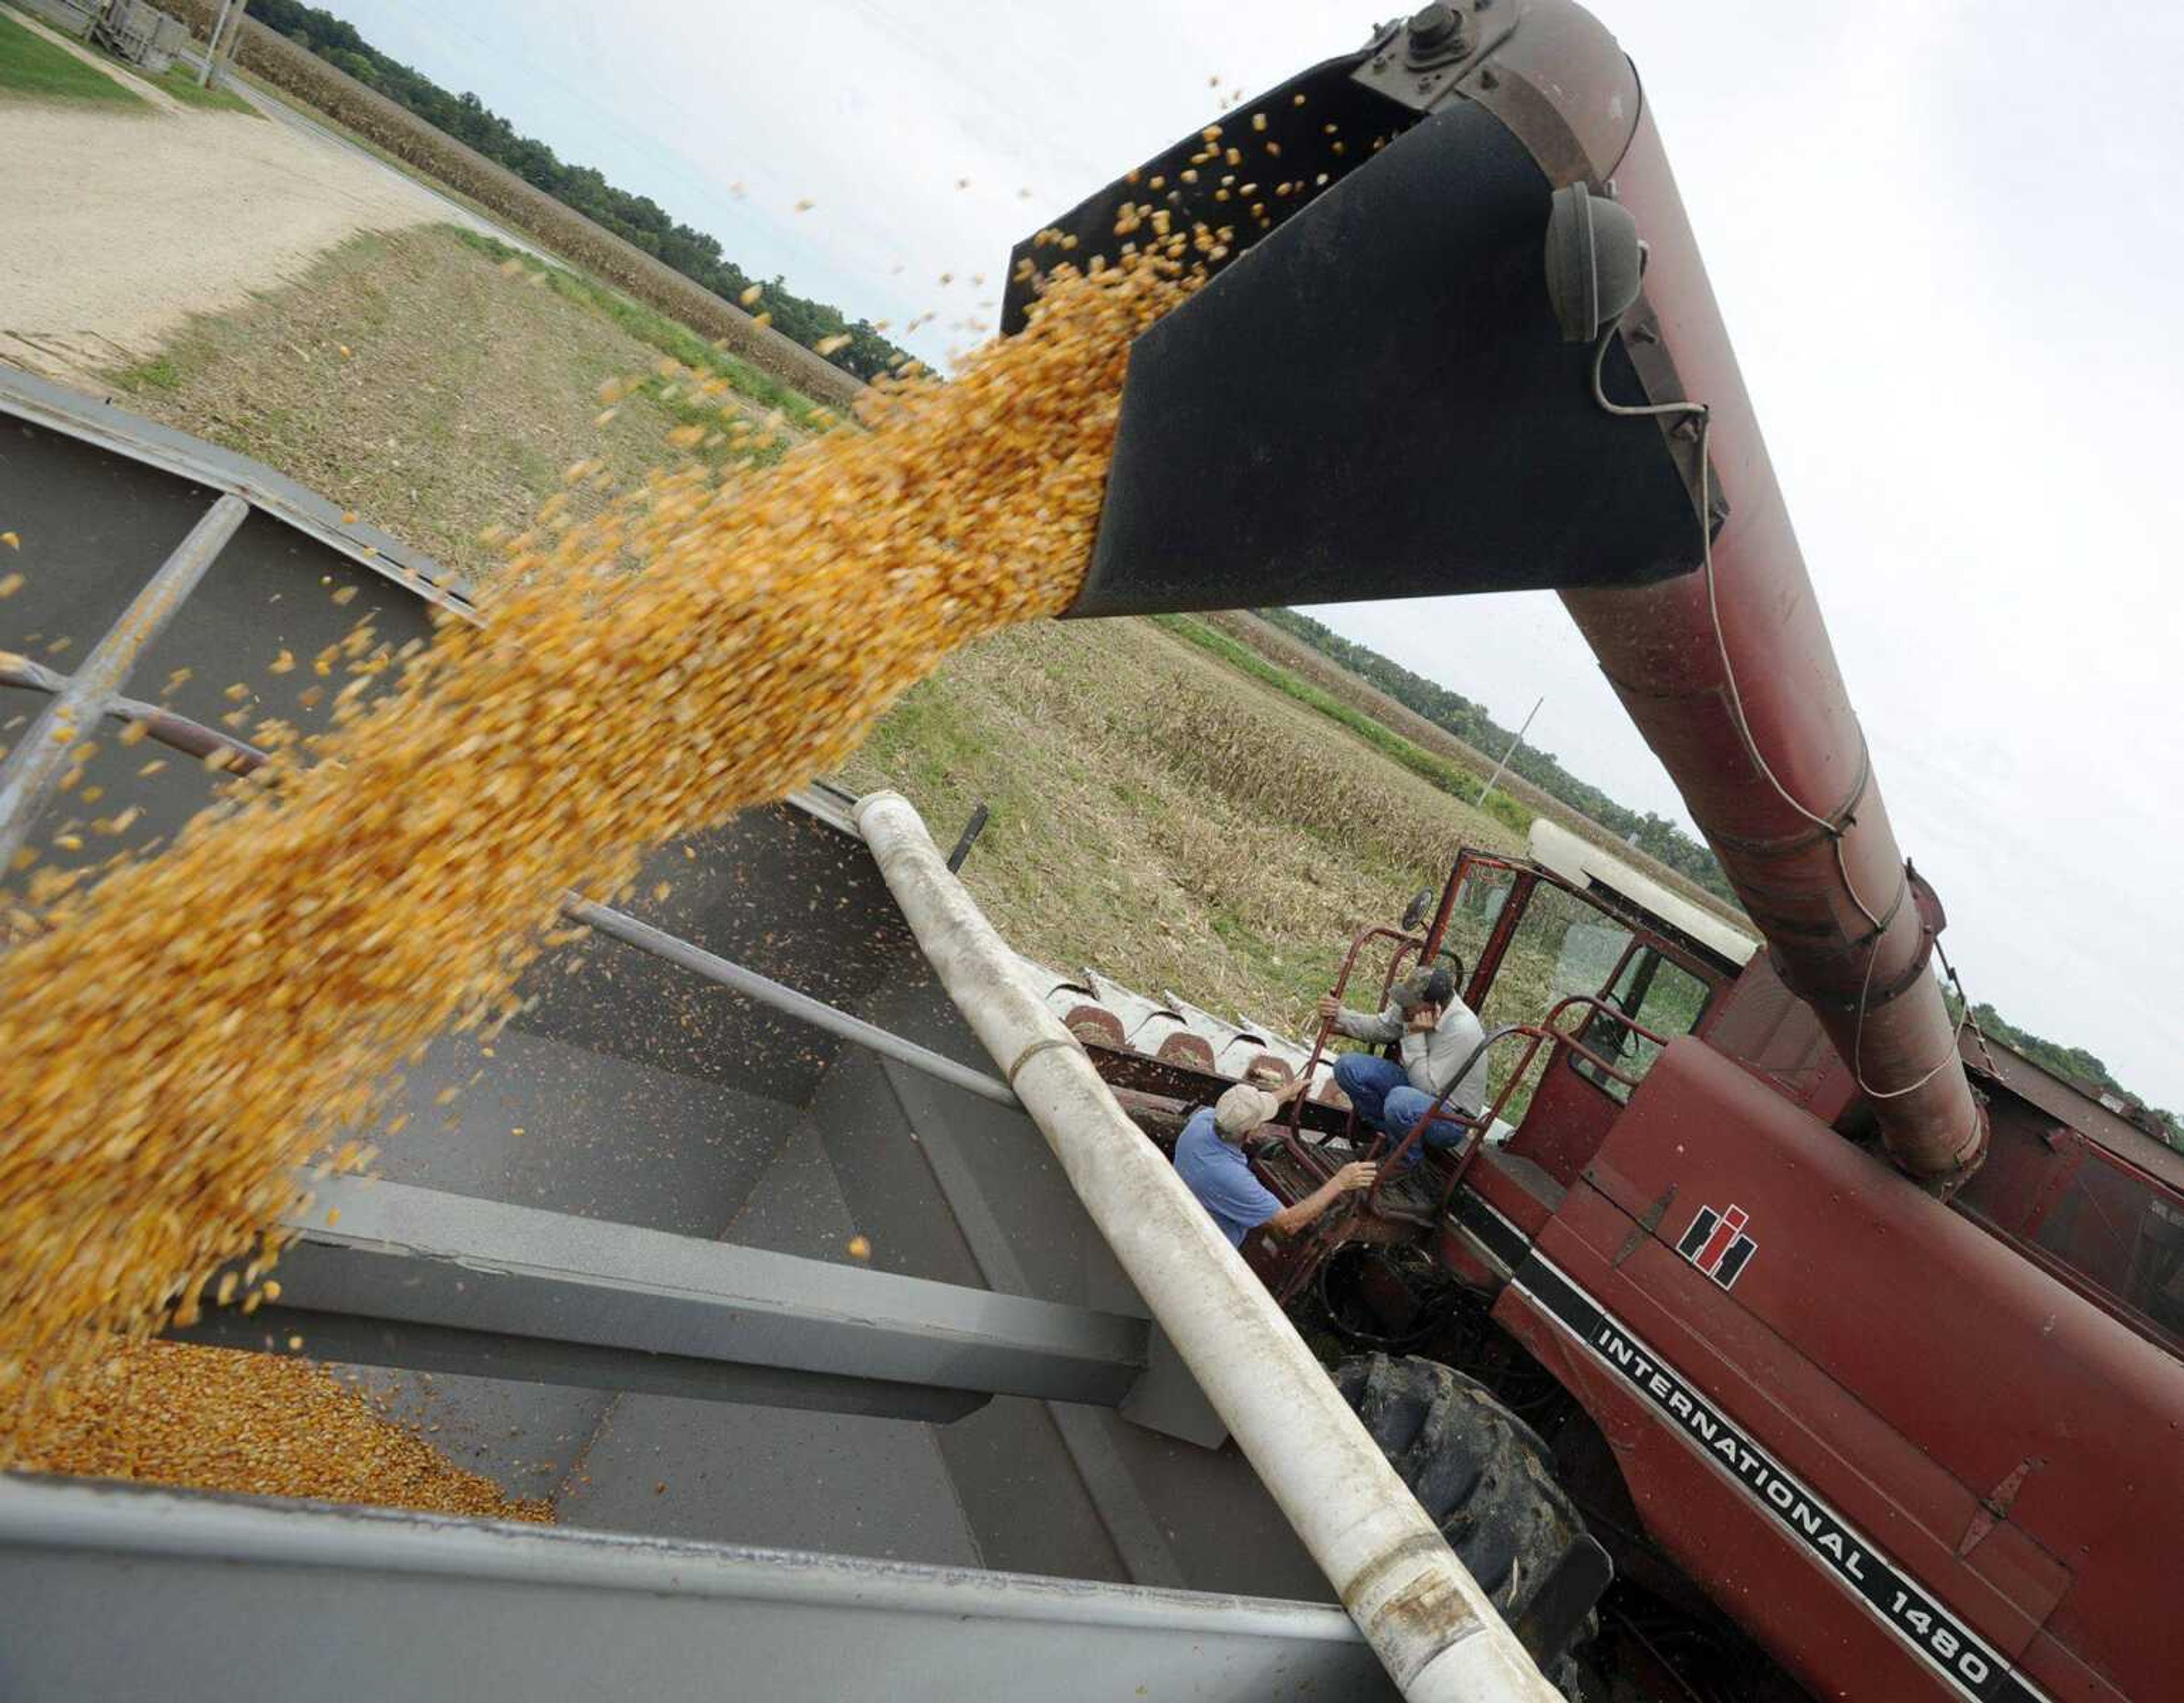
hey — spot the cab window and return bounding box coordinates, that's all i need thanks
[1570,945,1714,1103]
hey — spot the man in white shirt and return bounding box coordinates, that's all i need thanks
[1317,964,1490,1156]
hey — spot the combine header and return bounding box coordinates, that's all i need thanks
[3,2,2178,1700]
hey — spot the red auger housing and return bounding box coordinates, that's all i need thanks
[1011,0,1982,1191]
[1008,4,2184,1698]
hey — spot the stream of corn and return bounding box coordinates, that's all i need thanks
[0,246,1194,1513]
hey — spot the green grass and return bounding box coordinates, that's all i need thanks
[0,12,257,114]
[113,353,181,391]
[449,229,829,435]
[0,11,146,106]
[143,64,259,115]
[1153,614,1536,836]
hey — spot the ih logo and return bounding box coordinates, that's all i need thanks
[1677,1203,1757,1289]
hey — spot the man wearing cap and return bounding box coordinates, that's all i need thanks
[1317,962,1490,1156]
[1174,1079,1378,1249]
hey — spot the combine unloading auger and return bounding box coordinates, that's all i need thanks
[1016,0,1987,1187]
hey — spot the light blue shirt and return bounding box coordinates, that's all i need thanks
[1174,1107,1281,1247]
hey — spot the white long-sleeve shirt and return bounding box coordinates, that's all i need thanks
[1335,996,1492,1116]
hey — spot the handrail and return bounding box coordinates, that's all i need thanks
[1358,999,1679,1221]
[1366,1023,1532,1216]
[1284,924,1425,1177]
[1420,849,1529,970]
[1540,994,1672,1087]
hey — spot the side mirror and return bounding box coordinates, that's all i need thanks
[1401,888,1435,933]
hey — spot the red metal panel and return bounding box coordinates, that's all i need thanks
[1503,1048,1621,1189]
[1548,1180,2059,1632]
[1706,952,1862,1127]
[1494,1275,2124,1703]
[1497,1290,1999,1701]
[1570,1040,2182,1698]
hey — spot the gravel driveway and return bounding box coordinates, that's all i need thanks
[0,41,490,381]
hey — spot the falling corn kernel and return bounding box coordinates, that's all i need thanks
[846,1235,872,1261]
[331,586,357,606]
[1,533,19,551]
[0,245,1198,1488]
[341,510,359,525]
[739,284,763,307]
[0,573,20,597]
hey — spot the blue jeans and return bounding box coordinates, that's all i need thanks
[1333,1053,1469,1154]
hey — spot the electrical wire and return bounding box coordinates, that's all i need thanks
[1587,321,1970,1106]
[1586,328,1859,879]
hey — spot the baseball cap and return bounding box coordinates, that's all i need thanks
[1395,966,1455,1009]
[1214,1083,1280,1138]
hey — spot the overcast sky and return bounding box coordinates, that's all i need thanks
[328,0,2183,1109]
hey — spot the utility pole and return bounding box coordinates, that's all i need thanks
[198,0,238,88]
[1475,695,1543,813]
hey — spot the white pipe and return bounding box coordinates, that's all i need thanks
[854,791,1561,1703]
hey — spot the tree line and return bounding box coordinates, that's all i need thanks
[246,1,911,382]
[1255,607,1742,904]
[1962,1000,2179,1152]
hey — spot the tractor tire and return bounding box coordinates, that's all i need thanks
[1336,1352,1606,1697]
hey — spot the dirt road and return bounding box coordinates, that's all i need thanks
[0,39,506,381]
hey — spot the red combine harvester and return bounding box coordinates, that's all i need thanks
[1002,3,2184,1698]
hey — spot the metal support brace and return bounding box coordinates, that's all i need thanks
[568,896,1021,1107]
[170,1175,1149,1425]
[0,1478,1383,1703]
[0,652,271,771]
[0,493,249,869]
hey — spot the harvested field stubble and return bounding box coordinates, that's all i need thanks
[0,249,1192,1432]
[109,225,813,586]
[842,617,1525,1036]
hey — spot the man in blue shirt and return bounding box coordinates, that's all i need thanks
[1174,1080,1377,1249]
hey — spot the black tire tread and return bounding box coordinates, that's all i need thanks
[1337,1353,1596,1667]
